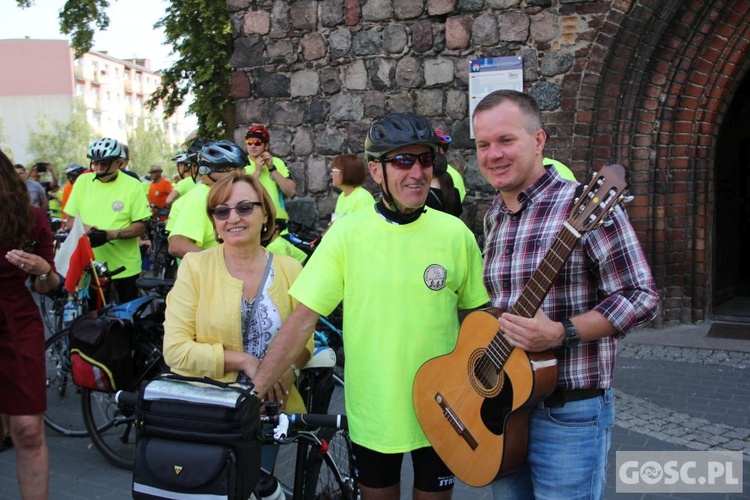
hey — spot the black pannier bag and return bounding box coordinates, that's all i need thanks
[69,314,136,392]
[132,374,263,500]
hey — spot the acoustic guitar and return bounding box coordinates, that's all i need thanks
[413,164,629,487]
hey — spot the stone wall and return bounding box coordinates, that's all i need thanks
[227,0,750,324]
[227,0,591,234]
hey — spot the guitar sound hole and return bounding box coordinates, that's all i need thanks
[475,360,501,390]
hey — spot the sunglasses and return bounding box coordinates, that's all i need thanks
[246,139,263,146]
[329,167,341,173]
[378,152,435,170]
[211,201,263,221]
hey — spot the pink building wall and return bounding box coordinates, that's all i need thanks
[0,39,74,96]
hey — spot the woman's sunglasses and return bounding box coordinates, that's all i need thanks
[378,152,435,170]
[211,201,263,221]
[246,139,264,147]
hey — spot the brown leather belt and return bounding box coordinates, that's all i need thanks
[543,388,605,408]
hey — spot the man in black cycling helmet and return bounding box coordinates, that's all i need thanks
[167,140,247,258]
[363,112,443,224]
[253,112,490,499]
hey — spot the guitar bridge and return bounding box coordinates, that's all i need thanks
[435,393,478,450]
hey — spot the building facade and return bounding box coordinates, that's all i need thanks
[228,0,750,326]
[0,38,187,163]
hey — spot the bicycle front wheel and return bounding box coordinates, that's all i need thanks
[303,428,359,500]
[43,330,87,437]
[81,388,137,470]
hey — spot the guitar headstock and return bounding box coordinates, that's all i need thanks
[567,164,630,234]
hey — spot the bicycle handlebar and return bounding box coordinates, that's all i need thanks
[114,390,348,433]
[115,390,138,408]
[262,412,348,430]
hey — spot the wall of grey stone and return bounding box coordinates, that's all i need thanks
[227,0,587,234]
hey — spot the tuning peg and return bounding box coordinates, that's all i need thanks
[621,194,634,203]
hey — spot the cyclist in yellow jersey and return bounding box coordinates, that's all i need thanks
[65,137,151,303]
[543,157,577,181]
[253,112,489,500]
[329,154,375,225]
[165,150,196,208]
[243,125,296,222]
[265,219,308,265]
[167,141,248,258]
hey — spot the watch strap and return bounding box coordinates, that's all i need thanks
[561,318,580,348]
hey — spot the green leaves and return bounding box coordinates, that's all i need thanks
[148,0,232,138]
[26,100,97,175]
[58,0,111,58]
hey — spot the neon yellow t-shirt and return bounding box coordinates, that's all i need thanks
[166,183,218,250]
[331,186,375,223]
[245,157,290,220]
[289,208,489,453]
[174,176,196,196]
[543,157,577,182]
[64,172,151,279]
[48,196,63,218]
[266,236,308,265]
[446,164,466,201]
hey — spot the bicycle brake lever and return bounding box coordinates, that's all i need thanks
[273,413,289,439]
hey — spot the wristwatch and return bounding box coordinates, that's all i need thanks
[268,165,277,173]
[37,268,51,281]
[561,318,580,348]
[290,363,300,379]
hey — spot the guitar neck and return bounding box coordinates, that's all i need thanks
[486,222,581,369]
[508,222,582,318]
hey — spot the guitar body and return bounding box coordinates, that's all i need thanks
[413,308,558,487]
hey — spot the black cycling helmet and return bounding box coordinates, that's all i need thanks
[87,137,123,161]
[64,163,86,177]
[197,140,249,173]
[364,112,441,161]
[187,138,211,165]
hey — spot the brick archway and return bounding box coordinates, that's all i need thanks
[562,0,750,323]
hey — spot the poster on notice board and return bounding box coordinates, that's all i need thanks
[468,56,524,138]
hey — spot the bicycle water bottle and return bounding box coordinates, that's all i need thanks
[62,297,78,328]
[257,474,283,500]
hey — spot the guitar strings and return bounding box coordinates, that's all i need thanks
[474,229,580,384]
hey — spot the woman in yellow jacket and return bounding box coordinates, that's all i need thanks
[163,170,314,413]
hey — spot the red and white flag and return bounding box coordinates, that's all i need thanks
[54,215,95,293]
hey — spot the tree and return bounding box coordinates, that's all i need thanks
[126,114,175,174]
[15,0,232,138]
[26,100,97,174]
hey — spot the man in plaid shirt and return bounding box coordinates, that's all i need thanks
[473,90,660,499]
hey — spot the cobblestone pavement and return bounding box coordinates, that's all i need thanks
[1,325,748,499]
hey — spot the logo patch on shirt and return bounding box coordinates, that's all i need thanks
[111,201,124,212]
[424,264,447,291]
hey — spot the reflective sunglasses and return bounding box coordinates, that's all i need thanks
[246,139,263,146]
[378,152,435,170]
[211,201,263,221]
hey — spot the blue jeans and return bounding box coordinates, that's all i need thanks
[491,389,614,500]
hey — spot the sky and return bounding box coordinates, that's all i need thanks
[1,0,175,72]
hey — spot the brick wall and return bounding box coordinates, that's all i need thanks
[228,0,750,325]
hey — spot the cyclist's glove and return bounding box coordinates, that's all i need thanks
[87,228,109,248]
